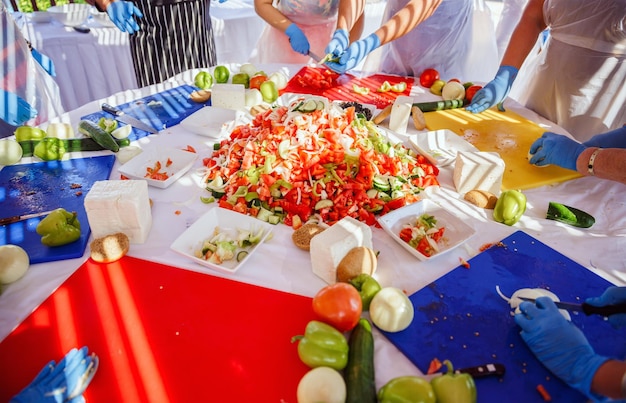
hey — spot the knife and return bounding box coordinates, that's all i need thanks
[101,103,157,134]
[0,210,54,226]
[518,297,626,317]
[308,50,324,64]
[424,363,506,380]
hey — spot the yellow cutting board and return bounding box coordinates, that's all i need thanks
[424,108,581,190]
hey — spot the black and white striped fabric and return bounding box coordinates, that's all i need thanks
[129,0,217,87]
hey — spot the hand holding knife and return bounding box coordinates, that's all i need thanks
[518,296,626,317]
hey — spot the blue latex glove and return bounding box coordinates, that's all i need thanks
[0,89,37,126]
[586,286,626,329]
[528,131,585,171]
[106,1,143,34]
[30,48,56,77]
[584,127,626,148]
[285,23,309,55]
[325,29,349,58]
[515,297,609,399]
[11,347,99,403]
[325,33,380,74]
[465,65,519,113]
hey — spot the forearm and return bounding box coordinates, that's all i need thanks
[348,10,365,42]
[254,0,292,32]
[591,360,626,399]
[500,0,546,68]
[576,147,626,185]
[373,0,442,45]
[336,0,365,33]
[89,0,113,12]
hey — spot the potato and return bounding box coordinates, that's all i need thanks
[336,246,377,283]
[464,189,498,209]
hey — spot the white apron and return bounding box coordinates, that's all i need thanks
[250,0,339,64]
[511,0,626,141]
[361,0,498,83]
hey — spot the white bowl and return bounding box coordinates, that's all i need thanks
[118,145,198,189]
[29,11,52,23]
[89,8,115,27]
[47,4,91,27]
[179,106,244,139]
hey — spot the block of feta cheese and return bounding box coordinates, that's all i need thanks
[453,151,505,195]
[388,95,414,135]
[309,217,373,284]
[84,180,152,244]
[210,84,246,110]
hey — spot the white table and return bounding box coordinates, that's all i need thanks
[1,64,625,393]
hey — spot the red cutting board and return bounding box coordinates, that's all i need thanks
[0,257,315,402]
[381,231,626,402]
[282,66,414,109]
[0,155,115,264]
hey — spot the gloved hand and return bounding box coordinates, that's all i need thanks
[586,286,626,329]
[285,23,309,55]
[325,33,380,74]
[325,29,349,58]
[30,48,56,77]
[515,297,608,398]
[583,126,626,148]
[465,65,519,113]
[528,131,585,171]
[106,1,143,34]
[0,89,37,126]
[11,347,99,403]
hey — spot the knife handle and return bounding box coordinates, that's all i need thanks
[0,216,20,226]
[582,302,626,317]
[102,103,123,116]
[456,363,505,378]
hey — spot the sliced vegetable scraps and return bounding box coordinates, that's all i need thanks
[145,159,172,181]
[195,226,265,265]
[398,214,446,257]
[201,98,439,227]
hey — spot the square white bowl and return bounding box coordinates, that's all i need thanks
[170,207,273,274]
[378,199,475,260]
[118,145,197,189]
[408,129,478,167]
[47,4,91,26]
[179,106,243,139]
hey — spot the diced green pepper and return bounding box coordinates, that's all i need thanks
[35,208,81,247]
[291,320,348,370]
[493,189,526,226]
[33,137,67,161]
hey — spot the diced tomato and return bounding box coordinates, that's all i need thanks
[399,228,413,243]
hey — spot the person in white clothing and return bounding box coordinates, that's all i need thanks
[467,0,626,142]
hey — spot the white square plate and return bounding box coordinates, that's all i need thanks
[378,199,475,260]
[179,106,244,139]
[170,207,273,274]
[408,129,478,166]
[118,145,197,189]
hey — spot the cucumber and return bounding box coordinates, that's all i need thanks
[18,138,130,157]
[78,120,120,152]
[345,318,376,403]
[412,99,466,112]
[546,202,595,228]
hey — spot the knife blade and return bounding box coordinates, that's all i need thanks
[101,103,157,134]
[517,297,626,317]
[0,210,54,226]
[308,50,324,64]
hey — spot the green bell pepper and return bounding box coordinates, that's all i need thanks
[33,137,67,161]
[430,360,476,403]
[378,376,436,403]
[349,273,381,311]
[14,126,46,142]
[291,320,348,370]
[36,208,81,247]
[493,189,526,226]
[194,71,213,90]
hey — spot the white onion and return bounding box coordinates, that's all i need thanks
[496,285,571,320]
[370,287,415,332]
[0,245,30,284]
[297,367,346,403]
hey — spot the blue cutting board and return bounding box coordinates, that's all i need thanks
[381,230,625,402]
[0,155,115,264]
[80,85,210,141]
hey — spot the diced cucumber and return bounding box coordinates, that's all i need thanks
[236,250,249,262]
[256,207,273,222]
[268,215,281,225]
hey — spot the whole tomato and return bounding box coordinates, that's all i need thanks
[465,85,483,103]
[249,74,268,90]
[312,283,362,332]
[419,68,440,88]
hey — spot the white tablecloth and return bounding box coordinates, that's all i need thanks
[2,64,625,391]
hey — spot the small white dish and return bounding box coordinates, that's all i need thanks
[47,4,91,27]
[118,145,197,189]
[408,129,478,166]
[179,106,243,139]
[170,207,273,274]
[378,199,475,261]
[29,11,52,23]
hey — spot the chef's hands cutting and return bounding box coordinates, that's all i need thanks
[107,1,143,34]
[285,23,310,55]
[528,132,585,171]
[325,33,380,74]
[1,89,37,126]
[586,286,626,329]
[465,65,518,113]
[515,297,609,399]
[11,347,98,403]
[325,29,349,59]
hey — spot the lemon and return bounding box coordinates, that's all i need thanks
[0,140,23,166]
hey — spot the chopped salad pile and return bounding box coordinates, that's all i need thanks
[201,97,439,227]
[398,214,446,257]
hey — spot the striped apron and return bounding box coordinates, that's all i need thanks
[129,0,217,87]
